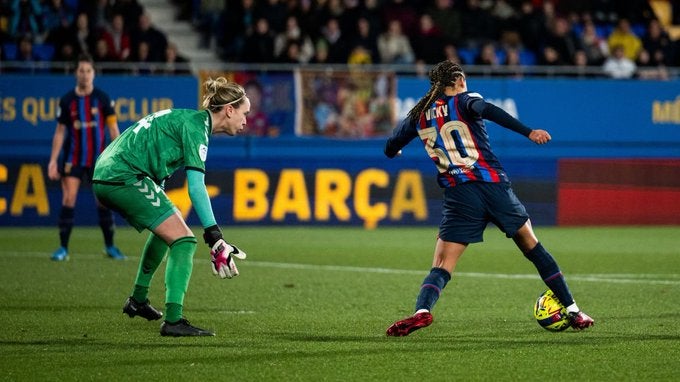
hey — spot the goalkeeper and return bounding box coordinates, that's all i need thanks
[92,77,250,337]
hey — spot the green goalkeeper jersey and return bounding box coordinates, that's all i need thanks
[94,109,212,184]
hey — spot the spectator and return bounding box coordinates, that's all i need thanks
[348,16,379,64]
[347,44,373,65]
[161,41,190,75]
[381,0,419,39]
[257,0,287,34]
[51,41,77,73]
[130,40,155,75]
[579,19,609,65]
[635,48,669,80]
[278,40,304,64]
[319,17,349,63]
[474,41,500,66]
[442,43,463,65]
[110,0,144,34]
[9,0,43,40]
[543,17,582,66]
[571,49,598,78]
[426,0,462,45]
[16,33,38,61]
[101,13,131,61]
[503,46,524,78]
[45,5,77,57]
[309,38,330,64]
[491,0,520,35]
[93,36,116,63]
[196,0,225,49]
[377,19,414,64]
[220,0,257,61]
[460,0,497,48]
[41,0,74,41]
[81,0,113,32]
[242,17,275,63]
[359,0,384,41]
[72,11,97,56]
[412,13,446,65]
[538,46,565,66]
[130,12,167,62]
[641,19,672,66]
[602,44,636,79]
[274,15,314,64]
[517,0,548,54]
[607,18,642,61]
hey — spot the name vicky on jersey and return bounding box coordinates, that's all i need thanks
[424,104,448,121]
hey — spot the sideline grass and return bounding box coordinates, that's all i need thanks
[0,226,679,381]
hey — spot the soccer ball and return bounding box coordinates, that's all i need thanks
[533,289,571,332]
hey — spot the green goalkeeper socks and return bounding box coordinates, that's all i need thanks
[164,236,197,322]
[131,233,168,302]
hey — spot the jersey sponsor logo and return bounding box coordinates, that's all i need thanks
[199,144,208,162]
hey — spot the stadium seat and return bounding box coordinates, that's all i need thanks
[33,44,55,61]
[1,43,54,61]
[2,43,17,60]
[457,48,477,65]
[519,50,536,65]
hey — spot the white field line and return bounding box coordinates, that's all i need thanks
[4,251,680,286]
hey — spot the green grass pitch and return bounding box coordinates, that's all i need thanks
[1,225,679,381]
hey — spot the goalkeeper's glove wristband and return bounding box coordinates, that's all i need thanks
[203,224,223,248]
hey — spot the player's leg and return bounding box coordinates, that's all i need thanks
[51,175,81,261]
[152,212,214,336]
[387,186,483,337]
[386,239,465,337]
[82,166,126,260]
[123,232,168,320]
[513,222,593,329]
[95,198,126,260]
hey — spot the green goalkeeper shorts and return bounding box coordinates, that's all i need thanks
[93,177,177,232]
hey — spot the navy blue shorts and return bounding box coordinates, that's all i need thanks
[61,164,94,182]
[439,182,529,244]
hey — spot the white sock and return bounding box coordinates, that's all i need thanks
[415,309,430,314]
[566,303,580,314]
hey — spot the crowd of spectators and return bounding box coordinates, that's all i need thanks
[2,0,680,79]
[182,0,680,79]
[0,0,189,74]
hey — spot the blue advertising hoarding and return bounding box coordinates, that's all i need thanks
[1,74,678,227]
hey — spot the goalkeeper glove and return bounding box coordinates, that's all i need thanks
[204,225,247,279]
[210,239,247,279]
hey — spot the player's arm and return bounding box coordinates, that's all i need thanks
[48,123,66,181]
[106,115,120,140]
[186,168,246,279]
[385,117,418,158]
[469,99,551,145]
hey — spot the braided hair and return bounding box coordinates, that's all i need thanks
[201,77,247,112]
[407,61,466,124]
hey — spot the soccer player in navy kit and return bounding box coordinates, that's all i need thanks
[48,54,126,261]
[384,61,594,336]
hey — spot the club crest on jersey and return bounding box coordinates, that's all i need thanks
[199,144,208,162]
[424,104,448,121]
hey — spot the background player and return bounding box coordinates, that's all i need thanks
[384,61,594,336]
[92,77,250,337]
[48,53,125,261]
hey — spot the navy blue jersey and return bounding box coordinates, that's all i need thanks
[387,91,509,188]
[57,87,116,168]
